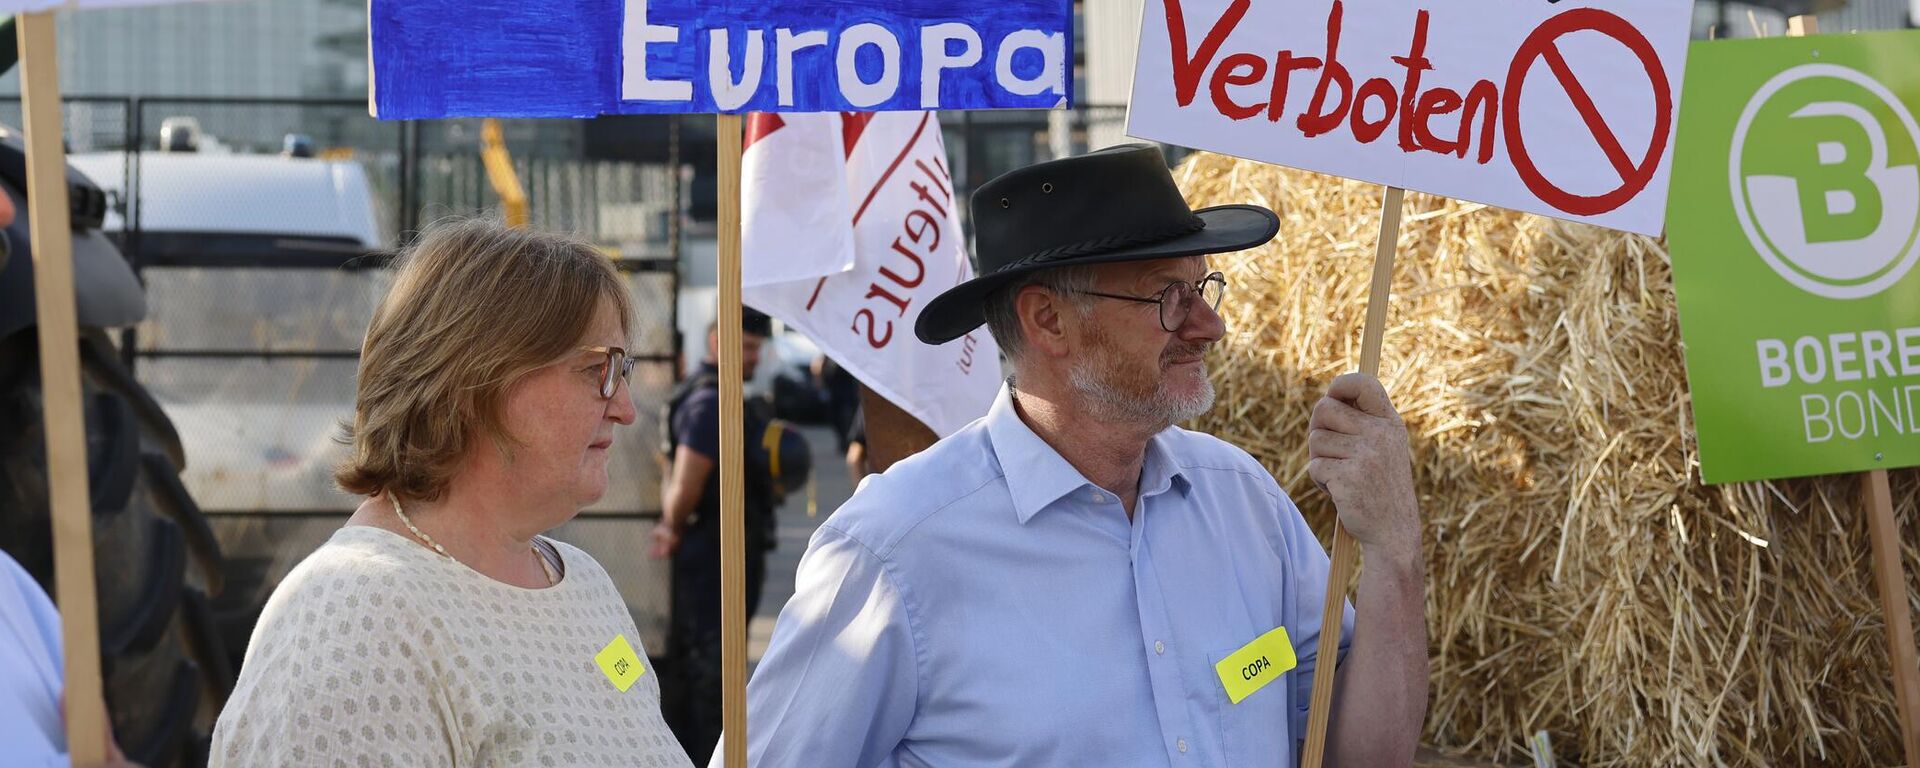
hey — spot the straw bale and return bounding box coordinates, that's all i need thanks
[1177,151,1920,766]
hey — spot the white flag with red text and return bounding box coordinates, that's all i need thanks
[741,111,1001,438]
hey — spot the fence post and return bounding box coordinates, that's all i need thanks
[397,118,415,244]
[118,96,139,371]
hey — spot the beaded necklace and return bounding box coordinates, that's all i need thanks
[392,496,556,587]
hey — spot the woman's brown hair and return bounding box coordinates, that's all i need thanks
[334,219,633,502]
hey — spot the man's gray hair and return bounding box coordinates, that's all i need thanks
[981,264,1100,366]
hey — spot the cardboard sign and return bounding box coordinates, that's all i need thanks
[1668,31,1920,484]
[370,0,1073,119]
[1125,0,1693,236]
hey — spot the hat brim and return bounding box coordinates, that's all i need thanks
[915,204,1280,345]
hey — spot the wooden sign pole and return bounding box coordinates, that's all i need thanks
[1301,184,1406,768]
[1865,468,1920,767]
[715,113,748,768]
[18,10,109,764]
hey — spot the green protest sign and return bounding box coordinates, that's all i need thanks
[1668,30,1920,484]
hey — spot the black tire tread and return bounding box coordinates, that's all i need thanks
[80,330,186,470]
[143,450,223,595]
[120,658,199,767]
[180,588,235,698]
[100,517,185,657]
[0,328,229,767]
[87,390,139,514]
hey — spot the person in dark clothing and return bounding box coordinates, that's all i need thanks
[843,403,871,485]
[810,355,871,485]
[650,308,778,764]
[812,354,863,453]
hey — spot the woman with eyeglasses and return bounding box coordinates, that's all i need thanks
[210,219,692,767]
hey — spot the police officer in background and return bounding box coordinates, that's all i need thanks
[651,307,779,763]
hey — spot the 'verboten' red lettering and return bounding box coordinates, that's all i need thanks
[1162,0,1501,164]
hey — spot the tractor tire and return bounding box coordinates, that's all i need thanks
[0,327,233,768]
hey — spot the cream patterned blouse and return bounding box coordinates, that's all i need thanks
[211,526,691,768]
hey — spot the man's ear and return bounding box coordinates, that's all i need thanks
[1017,285,1074,360]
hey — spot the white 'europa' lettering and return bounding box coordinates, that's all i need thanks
[623,0,693,101]
[620,1,1065,108]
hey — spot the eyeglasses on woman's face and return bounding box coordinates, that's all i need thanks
[579,346,637,399]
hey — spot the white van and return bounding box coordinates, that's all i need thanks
[70,151,385,247]
[69,150,387,514]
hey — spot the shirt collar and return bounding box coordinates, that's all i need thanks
[986,384,1192,525]
[1140,429,1192,501]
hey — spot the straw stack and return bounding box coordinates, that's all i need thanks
[1177,151,1920,766]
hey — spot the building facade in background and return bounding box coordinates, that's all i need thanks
[0,0,365,99]
[1696,0,1916,37]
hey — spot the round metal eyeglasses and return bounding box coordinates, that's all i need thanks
[1072,271,1228,332]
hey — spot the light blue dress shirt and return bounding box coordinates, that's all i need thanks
[1,550,70,768]
[736,384,1355,768]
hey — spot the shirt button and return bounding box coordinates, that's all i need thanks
[1177,738,1188,754]
[1154,641,1165,655]
[1091,492,1106,503]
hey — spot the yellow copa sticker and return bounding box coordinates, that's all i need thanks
[595,634,645,692]
[1213,626,1298,704]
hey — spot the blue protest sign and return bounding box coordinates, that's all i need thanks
[370,0,1073,118]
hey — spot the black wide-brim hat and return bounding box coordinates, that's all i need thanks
[915,143,1279,345]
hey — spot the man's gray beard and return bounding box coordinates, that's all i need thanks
[1067,358,1217,431]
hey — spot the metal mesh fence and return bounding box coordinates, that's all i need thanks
[132,268,676,515]
[413,154,680,252]
[0,96,138,153]
[93,99,683,516]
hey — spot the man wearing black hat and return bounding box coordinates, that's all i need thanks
[733,145,1429,766]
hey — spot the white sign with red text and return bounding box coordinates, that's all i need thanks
[742,111,1002,437]
[1127,0,1693,236]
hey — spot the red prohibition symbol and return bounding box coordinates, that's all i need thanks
[1502,9,1673,216]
